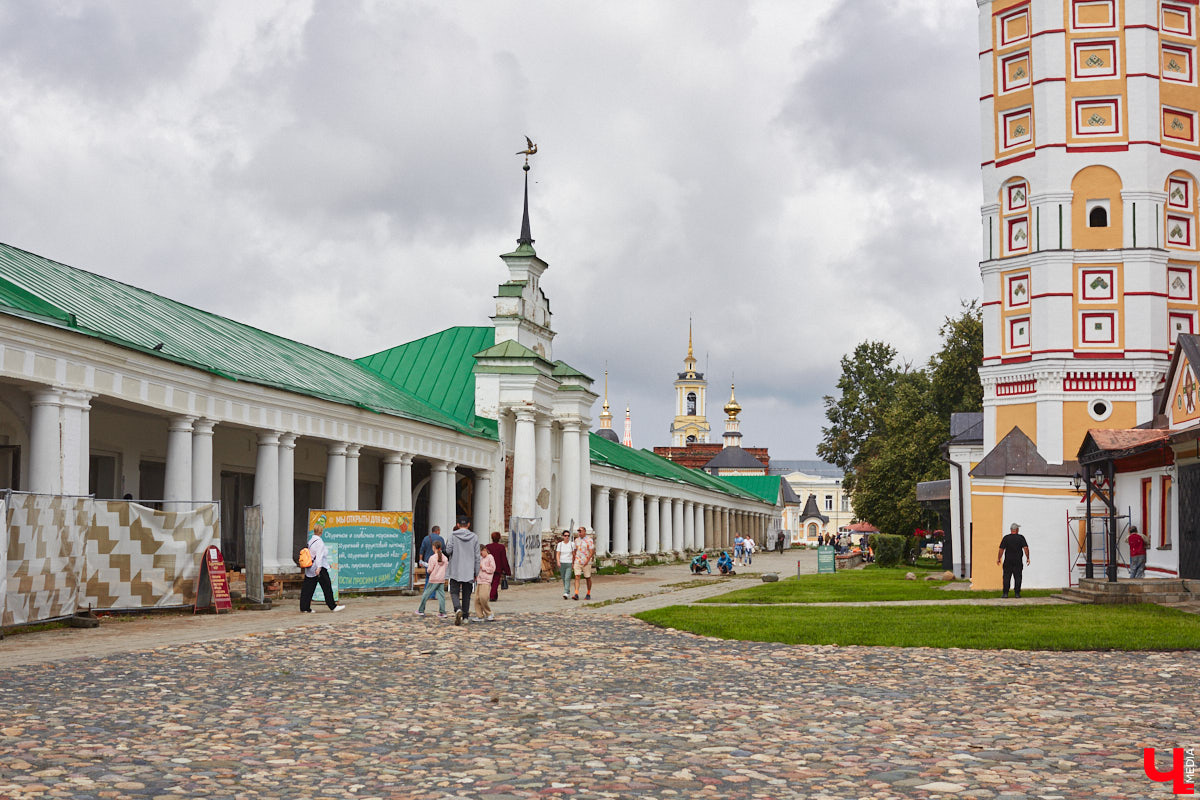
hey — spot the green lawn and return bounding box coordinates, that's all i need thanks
[634,603,1200,651]
[699,564,1058,604]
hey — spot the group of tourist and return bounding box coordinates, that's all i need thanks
[415,518,513,624]
[688,550,738,575]
[555,527,596,600]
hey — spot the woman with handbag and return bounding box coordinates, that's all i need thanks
[485,531,512,602]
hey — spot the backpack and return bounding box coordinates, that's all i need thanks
[298,547,313,569]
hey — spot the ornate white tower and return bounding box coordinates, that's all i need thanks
[958,0,1200,589]
[722,383,742,449]
[978,0,1198,464]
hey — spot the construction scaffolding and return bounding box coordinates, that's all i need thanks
[1065,507,1131,587]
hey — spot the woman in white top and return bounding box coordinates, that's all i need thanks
[555,530,575,599]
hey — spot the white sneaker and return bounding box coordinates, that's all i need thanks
[486,615,495,621]
[333,604,346,612]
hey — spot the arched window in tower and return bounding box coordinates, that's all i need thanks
[686,435,696,444]
[1071,166,1122,249]
[1000,177,1030,256]
[686,391,697,416]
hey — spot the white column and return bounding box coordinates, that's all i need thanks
[400,454,414,511]
[659,496,673,554]
[683,501,695,551]
[254,432,281,576]
[579,430,592,529]
[722,508,731,549]
[534,417,552,530]
[382,454,404,511]
[164,416,195,510]
[429,460,449,535]
[630,492,646,554]
[276,433,297,569]
[704,506,714,549]
[325,443,347,509]
[191,419,215,503]
[612,489,629,556]
[693,503,704,552]
[74,393,92,495]
[646,496,661,554]
[559,419,581,529]
[29,389,64,493]
[672,498,685,552]
[594,486,611,555]
[447,463,459,529]
[512,408,537,519]
[344,444,361,511]
[473,470,492,536]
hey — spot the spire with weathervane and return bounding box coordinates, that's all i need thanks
[492,135,554,360]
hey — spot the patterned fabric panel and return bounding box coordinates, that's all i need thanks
[3,494,89,626]
[82,501,218,610]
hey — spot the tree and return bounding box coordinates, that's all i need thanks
[851,371,947,536]
[816,341,902,492]
[821,303,983,535]
[929,300,984,418]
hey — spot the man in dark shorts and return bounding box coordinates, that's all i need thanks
[996,522,1030,598]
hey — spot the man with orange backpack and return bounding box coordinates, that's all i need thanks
[299,520,346,614]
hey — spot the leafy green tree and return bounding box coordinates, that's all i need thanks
[929,300,983,418]
[816,341,902,493]
[821,303,983,535]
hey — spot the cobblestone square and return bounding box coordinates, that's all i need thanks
[2,604,1196,799]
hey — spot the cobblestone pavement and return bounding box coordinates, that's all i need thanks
[3,611,1198,799]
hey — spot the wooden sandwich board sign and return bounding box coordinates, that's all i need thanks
[196,545,233,613]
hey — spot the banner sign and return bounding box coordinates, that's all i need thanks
[196,545,233,612]
[307,510,414,591]
[509,516,542,580]
[313,542,339,604]
[817,545,837,574]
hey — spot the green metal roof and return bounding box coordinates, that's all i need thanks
[552,360,592,380]
[718,475,783,505]
[0,242,492,439]
[588,432,764,502]
[357,326,495,428]
[474,339,549,362]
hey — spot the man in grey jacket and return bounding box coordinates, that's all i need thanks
[443,516,480,626]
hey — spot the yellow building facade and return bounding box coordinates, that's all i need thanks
[956,0,1200,588]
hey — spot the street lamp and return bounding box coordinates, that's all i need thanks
[1076,463,1118,583]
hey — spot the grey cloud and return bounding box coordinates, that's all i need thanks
[0,0,205,99]
[780,1,977,177]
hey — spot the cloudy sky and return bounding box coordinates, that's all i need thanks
[0,0,981,459]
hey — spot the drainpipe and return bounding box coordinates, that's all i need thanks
[941,450,968,579]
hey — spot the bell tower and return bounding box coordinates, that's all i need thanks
[670,322,710,445]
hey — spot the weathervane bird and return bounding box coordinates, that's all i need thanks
[517,136,538,167]
[516,136,537,157]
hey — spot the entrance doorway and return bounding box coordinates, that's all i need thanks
[1178,463,1200,579]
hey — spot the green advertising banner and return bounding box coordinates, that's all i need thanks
[817,545,837,574]
[308,510,414,590]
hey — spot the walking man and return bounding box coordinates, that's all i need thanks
[299,521,346,613]
[1128,525,1147,579]
[996,522,1030,598]
[571,526,595,600]
[443,516,480,625]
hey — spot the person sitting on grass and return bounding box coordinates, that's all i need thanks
[716,551,735,575]
[690,554,711,574]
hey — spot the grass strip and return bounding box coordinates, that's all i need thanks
[699,565,1058,604]
[635,603,1200,651]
